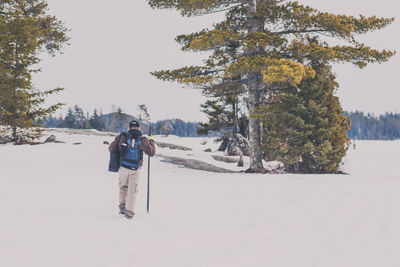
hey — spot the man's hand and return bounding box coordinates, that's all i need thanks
[143,136,156,157]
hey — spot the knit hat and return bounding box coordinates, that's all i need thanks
[129,120,140,128]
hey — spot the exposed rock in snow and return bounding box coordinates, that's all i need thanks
[226,133,250,157]
[157,154,236,173]
[217,136,229,151]
[212,155,240,164]
[156,141,192,151]
[44,135,57,143]
[265,161,285,174]
[226,134,250,167]
[0,135,10,144]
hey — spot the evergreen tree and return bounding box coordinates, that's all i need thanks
[148,0,394,172]
[347,111,400,140]
[137,104,151,133]
[157,120,172,136]
[103,107,136,133]
[43,114,63,128]
[197,96,238,136]
[137,104,150,122]
[254,65,350,173]
[73,105,87,129]
[89,108,104,131]
[0,0,69,141]
[113,107,127,132]
[62,108,75,128]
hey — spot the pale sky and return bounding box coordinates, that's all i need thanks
[34,0,399,122]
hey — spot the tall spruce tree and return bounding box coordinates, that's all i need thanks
[253,65,351,173]
[148,0,394,172]
[0,0,69,141]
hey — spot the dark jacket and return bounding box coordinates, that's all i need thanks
[108,131,156,172]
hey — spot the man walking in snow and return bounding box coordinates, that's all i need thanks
[108,120,155,219]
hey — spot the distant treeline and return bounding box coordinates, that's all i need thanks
[44,105,198,137]
[44,106,400,140]
[347,111,400,140]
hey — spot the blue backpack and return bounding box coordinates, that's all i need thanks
[120,137,143,170]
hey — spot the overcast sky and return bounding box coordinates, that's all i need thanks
[34,0,399,122]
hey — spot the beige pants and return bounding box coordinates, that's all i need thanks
[118,166,140,216]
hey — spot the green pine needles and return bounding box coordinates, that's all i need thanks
[0,0,69,142]
[150,0,395,173]
[253,64,351,173]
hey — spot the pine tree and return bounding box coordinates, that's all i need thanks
[148,0,394,172]
[63,108,75,129]
[254,65,350,173]
[197,96,238,136]
[73,105,86,129]
[137,104,150,122]
[347,112,400,140]
[137,104,151,133]
[89,108,104,131]
[0,0,69,141]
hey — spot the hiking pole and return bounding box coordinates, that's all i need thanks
[147,125,152,213]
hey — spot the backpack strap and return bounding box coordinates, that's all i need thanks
[119,132,130,155]
[121,132,140,148]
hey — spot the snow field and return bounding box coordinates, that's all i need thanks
[1,130,400,267]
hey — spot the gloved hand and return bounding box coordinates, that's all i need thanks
[147,136,154,143]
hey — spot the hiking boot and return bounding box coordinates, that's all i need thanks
[124,213,134,220]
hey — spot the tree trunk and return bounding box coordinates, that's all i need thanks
[218,136,230,151]
[12,40,19,142]
[12,126,17,142]
[246,0,264,172]
[233,101,237,135]
[247,72,264,171]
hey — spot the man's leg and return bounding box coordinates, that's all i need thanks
[118,167,129,212]
[124,170,140,217]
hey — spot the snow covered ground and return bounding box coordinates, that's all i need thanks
[1,129,400,267]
